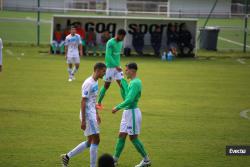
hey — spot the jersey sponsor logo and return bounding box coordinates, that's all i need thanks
[127,126,132,130]
[84,90,89,96]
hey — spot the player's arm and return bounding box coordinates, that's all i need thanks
[78,36,83,56]
[65,45,68,59]
[78,44,83,56]
[96,110,101,124]
[112,83,138,113]
[81,97,87,130]
[64,38,68,59]
[120,78,129,100]
[78,35,83,56]
[81,83,90,130]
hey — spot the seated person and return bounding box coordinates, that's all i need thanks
[86,28,97,56]
[52,24,64,54]
[99,30,111,56]
[132,25,145,56]
[178,23,194,56]
[167,23,178,55]
[63,20,71,37]
[75,22,86,55]
[150,25,162,57]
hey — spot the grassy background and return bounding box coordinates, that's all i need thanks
[0,46,250,166]
[0,10,249,51]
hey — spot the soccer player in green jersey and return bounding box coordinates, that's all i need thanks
[112,63,151,167]
[96,29,127,110]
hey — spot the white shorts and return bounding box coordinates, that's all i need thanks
[79,111,99,136]
[67,56,80,64]
[119,108,142,135]
[84,119,100,136]
[104,68,124,82]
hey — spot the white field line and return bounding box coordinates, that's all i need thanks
[236,58,246,64]
[240,109,250,120]
[5,49,13,56]
[218,37,250,48]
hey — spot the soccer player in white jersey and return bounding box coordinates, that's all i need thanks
[0,38,3,72]
[65,26,83,82]
[61,62,106,167]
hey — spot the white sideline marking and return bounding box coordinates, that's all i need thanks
[240,109,250,120]
[6,49,13,56]
[218,37,250,48]
[237,58,246,64]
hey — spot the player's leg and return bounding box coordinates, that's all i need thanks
[71,63,79,80]
[128,109,151,167]
[97,68,113,108]
[61,136,91,167]
[113,132,127,165]
[97,81,111,109]
[89,134,100,167]
[113,110,128,165]
[67,62,73,82]
[115,69,127,100]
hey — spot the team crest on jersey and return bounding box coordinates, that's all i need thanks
[84,90,89,95]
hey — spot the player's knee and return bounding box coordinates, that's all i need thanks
[92,136,100,145]
[94,138,100,145]
[118,132,127,139]
[104,83,110,89]
[129,135,137,141]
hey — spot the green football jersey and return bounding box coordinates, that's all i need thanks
[115,78,142,110]
[105,38,123,68]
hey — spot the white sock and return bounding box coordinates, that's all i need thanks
[90,144,98,167]
[67,141,89,158]
[67,68,72,75]
[144,155,150,161]
[71,67,78,75]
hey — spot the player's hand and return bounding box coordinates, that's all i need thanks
[97,114,101,124]
[116,66,122,72]
[80,51,83,57]
[112,107,118,114]
[65,55,67,59]
[81,121,86,130]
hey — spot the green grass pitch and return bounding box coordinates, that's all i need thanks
[0,46,250,166]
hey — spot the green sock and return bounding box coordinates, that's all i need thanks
[114,138,126,159]
[60,44,64,53]
[120,79,128,100]
[98,86,107,104]
[131,138,147,158]
[52,44,56,54]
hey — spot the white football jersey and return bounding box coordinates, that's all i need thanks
[0,38,2,65]
[65,34,82,57]
[0,38,3,49]
[81,76,98,119]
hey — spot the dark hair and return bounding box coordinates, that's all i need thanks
[94,62,106,71]
[126,62,138,71]
[98,153,114,167]
[117,29,126,36]
[71,25,76,29]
